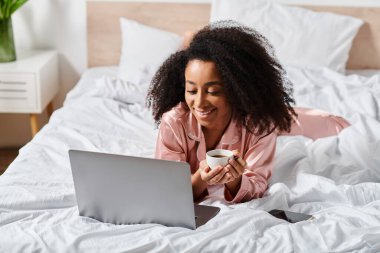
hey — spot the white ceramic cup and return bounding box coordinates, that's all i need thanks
[206,149,234,170]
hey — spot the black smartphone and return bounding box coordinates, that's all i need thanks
[268,209,314,223]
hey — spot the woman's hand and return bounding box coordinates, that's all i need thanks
[225,150,247,179]
[224,150,247,196]
[199,160,234,185]
[200,151,247,185]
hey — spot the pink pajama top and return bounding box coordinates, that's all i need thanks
[155,103,350,203]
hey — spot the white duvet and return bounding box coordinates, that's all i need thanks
[0,66,380,252]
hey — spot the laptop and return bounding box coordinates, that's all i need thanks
[69,149,220,229]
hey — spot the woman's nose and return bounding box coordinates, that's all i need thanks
[194,92,206,107]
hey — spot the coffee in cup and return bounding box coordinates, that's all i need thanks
[206,149,234,170]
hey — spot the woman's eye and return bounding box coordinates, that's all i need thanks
[207,90,220,95]
[186,90,197,94]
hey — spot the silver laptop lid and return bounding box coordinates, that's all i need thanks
[69,149,196,229]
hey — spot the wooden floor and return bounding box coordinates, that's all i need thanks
[0,147,19,175]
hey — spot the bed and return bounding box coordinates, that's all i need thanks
[1,0,380,252]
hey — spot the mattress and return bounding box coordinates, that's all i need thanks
[0,65,379,252]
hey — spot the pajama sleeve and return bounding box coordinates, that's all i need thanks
[225,131,277,203]
[155,116,187,162]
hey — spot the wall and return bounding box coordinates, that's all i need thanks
[0,0,86,147]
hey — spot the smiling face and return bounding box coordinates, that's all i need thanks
[184,59,232,131]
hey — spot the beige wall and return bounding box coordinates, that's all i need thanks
[0,114,49,147]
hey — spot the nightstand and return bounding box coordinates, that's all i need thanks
[0,50,59,137]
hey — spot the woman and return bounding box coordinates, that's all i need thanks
[146,21,349,203]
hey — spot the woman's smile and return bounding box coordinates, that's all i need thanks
[194,108,216,119]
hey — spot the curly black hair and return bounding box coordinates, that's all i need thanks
[146,21,297,135]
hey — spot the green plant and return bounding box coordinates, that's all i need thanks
[0,0,28,19]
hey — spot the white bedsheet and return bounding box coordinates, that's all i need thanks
[0,66,380,252]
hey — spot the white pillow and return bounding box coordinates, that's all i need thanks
[87,76,149,104]
[118,18,183,83]
[210,0,364,73]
